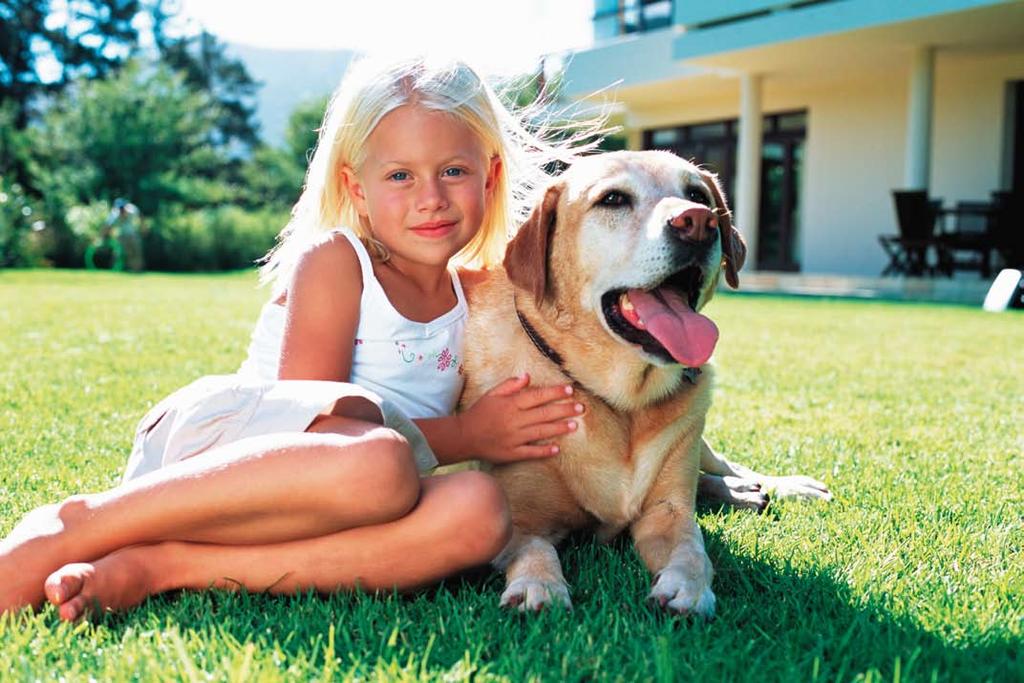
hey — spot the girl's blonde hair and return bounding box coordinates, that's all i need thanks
[259,55,603,296]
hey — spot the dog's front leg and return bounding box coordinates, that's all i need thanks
[632,442,716,617]
[493,530,571,611]
[699,438,832,505]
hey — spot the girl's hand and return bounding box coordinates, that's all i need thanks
[460,373,583,464]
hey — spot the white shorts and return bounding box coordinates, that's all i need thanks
[122,375,438,482]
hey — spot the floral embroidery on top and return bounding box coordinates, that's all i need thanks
[395,341,417,363]
[432,347,459,373]
[393,341,458,372]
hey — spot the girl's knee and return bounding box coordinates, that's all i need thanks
[446,472,512,563]
[314,426,418,522]
[360,427,420,517]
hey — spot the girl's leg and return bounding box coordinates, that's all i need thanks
[45,472,511,621]
[0,416,419,613]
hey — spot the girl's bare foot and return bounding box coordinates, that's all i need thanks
[0,500,90,613]
[44,545,162,621]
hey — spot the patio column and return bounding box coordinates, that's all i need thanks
[622,108,642,150]
[735,72,763,269]
[904,46,935,190]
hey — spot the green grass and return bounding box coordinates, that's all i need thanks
[1,269,1021,682]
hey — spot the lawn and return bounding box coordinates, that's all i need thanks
[0,269,1020,682]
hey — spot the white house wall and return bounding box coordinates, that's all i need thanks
[931,49,1024,208]
[798,71,907,276]
[615,47,1024,276]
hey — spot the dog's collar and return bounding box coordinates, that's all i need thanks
[512,296,702,390]
[514,299,577,384]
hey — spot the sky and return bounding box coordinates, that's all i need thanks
[175,0,595,76]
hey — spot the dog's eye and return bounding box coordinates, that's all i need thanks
[686,187,711,206]
[598,190,631,207]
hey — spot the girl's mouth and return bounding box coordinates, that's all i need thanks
[410,220,456,238]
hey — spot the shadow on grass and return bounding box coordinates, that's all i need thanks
[91,513,1018,682]
[695,523,1018,681]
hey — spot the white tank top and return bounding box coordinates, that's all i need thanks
[238,229,467,419]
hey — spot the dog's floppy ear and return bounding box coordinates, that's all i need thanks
[504,184,562,304]
[700,169,747,289]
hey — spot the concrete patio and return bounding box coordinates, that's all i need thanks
[734,271,995,306]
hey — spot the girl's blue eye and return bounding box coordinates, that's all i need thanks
[443,167,465,177]
[389,171,409,181]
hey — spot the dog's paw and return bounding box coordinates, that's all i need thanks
[648,568,716,618]
[720,476,770,511]
[761,475,832,502]
[500,576,572,612]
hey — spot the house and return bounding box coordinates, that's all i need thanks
[561,0,1024,277]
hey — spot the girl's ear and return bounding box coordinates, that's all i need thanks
[485,155,503,192]
[340,165,369,216]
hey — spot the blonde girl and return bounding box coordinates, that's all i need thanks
[0,56,593,620]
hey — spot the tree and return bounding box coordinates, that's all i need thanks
[159,30,261,155]
[240,95,328,209]
[0,0,172,128]
[282,94,329,169]
[31,61,223,217]
[0,101,31,184]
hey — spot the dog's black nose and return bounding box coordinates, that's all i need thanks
[668,205,717,243]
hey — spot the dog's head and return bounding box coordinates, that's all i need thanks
[504,150,746,368]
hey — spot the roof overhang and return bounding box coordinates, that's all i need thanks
[672,0,1024,80]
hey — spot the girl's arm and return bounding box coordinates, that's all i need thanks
[412,416,475,466]
[415,375,583,466]
[277,236,362,381]
[275,241,579,465]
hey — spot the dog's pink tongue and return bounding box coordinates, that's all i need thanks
[627,288,719,367]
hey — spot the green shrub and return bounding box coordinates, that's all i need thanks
[144,205,287,271]
[144,207,214,271]
[60,200,111,266]
[65,200,111,241]
[0,176,46,267]
[206,205,288,270]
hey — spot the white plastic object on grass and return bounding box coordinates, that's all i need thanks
[983,269,1024,312]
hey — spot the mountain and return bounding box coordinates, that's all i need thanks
[228,44,358,146]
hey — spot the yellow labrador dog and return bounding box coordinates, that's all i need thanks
[460,151,829,615]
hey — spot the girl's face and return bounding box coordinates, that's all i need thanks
[343,105,501,270]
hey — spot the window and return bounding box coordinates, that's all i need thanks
[594,0,674,38]
[650,129,680,146]
[688,121,729,140]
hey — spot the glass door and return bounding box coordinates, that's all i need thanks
[1013,81,1023,196]
[757,138,803,271]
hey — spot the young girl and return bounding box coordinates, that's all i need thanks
[0,56,592,621]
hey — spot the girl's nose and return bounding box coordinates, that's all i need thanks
[417,179,449,211]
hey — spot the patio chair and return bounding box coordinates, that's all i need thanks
[991,191,1023,269]
[879,191,944,276]
[939,200,995,278]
